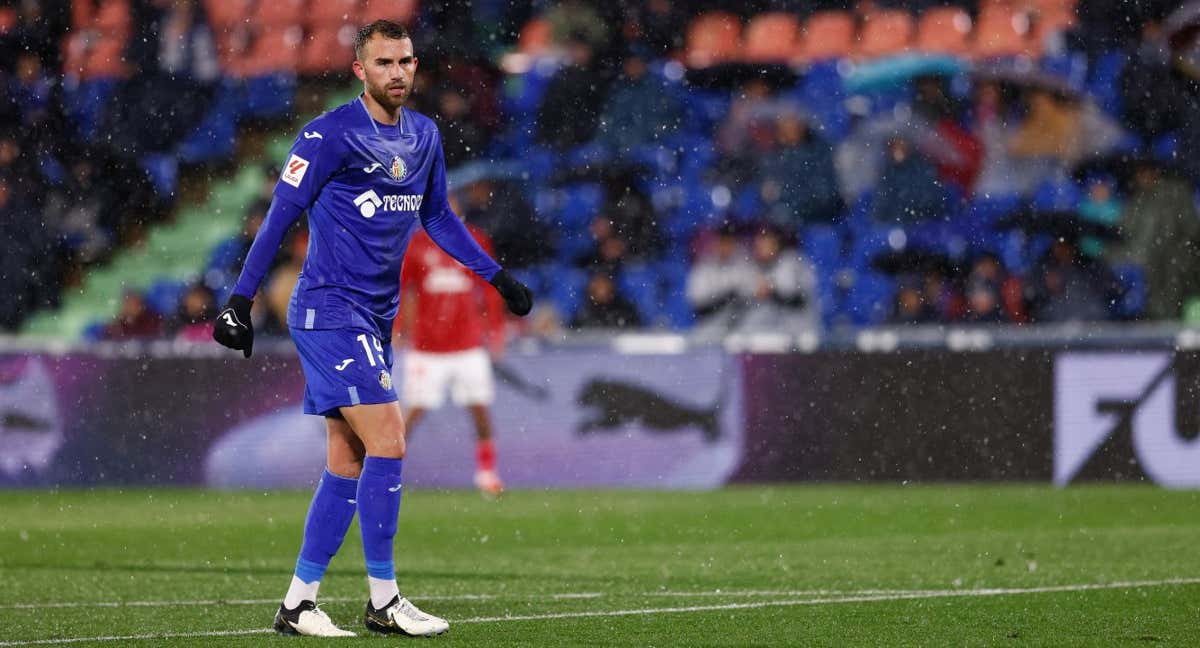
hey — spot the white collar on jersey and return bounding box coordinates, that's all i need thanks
[358,94,407,136]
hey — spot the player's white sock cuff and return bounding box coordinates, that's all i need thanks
[368,576,400,610]
[284,575,321,609]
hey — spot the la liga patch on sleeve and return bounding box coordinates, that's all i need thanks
[281,154,309,188]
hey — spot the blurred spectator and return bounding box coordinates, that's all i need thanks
[1108,161,1200,320]
[625,0,687,57]
[575,215,630,275]
[972,80,1030,196]
[571,272,642,329]
[739,224,819,333]
[687,223,818,338]
[459,179,554,268]
[756,111,842,226]
[687,223,756,338]
[599,168,662,257]
[893,279,941,324]
[105,0,218,155]
[105,291,164,339]
[536,34,610,150]
[1027,239,1118,323]
[0,172,64,329]
[913,75,982,192]
[870,138,947,224]
[594,49,682,154]
[173,282,216,341]
[1077,175,1122,259]
[963,253,1023,323]
[1008,88,1125,173]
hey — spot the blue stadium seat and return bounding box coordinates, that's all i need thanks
[243,74,296,120]
[64,78,119,141]
[139,153,179,199]
[618,263,663,324]
[206,236,245,272]
[1112,263,1147,319]
[1088,50,1127,118]
[145,279,189,317]
[548,265,588,322]
[842,270,895,326]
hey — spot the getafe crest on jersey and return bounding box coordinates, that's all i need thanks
[390,155,407,181]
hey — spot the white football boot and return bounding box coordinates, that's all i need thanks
[364,595,450,637]
[273,600,356,637]
[474,469,505,497]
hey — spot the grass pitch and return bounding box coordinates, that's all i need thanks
[0,485,1197,646]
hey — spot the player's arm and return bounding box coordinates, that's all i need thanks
[420,131,532,316]
[475,231,507,354]
[213,123,341,357]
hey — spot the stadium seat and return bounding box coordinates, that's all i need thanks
[203,0,253,30]
[254,0,305,26]
[307,0,360,28]
[145,279,188,317]
[856,10,914,60]
[742,12,801,63]
[0,6,17,32]
[361,0,419,24]
[973,5,1034,59]
[685,12,741,68]
[93,0,131,41]
[81,35,128,79]
[300,25,355,75]
[238,25,303,76]
[243,73,297,119]
[916,7,972,56]
[517,17,553,56]
[1031,7,1077,46]
[799,11,855,62]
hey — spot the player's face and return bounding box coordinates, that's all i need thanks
[354,35,418,111]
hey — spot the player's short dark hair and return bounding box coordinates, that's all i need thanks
[354,20,410,60]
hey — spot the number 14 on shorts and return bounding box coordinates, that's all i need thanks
[356,334,386,367]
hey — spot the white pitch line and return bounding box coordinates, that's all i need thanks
[1,578,1196,646]
[644,589,936,597]
[0,629,273,646]
[0,592,604,611]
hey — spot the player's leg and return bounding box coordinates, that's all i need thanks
[339,401,448,636]
[467,404,503,495]
[274,415,361,637]
[450,348,503,496]
[403,406,426,435]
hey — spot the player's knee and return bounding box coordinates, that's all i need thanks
[365,426,406,459]
[328,458,363,479]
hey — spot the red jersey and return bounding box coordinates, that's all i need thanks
[399,225,504,353]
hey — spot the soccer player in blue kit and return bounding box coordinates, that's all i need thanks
[213,20,532,638]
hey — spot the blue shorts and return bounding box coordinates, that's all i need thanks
[291,327,397,418]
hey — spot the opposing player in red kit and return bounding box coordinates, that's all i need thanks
[397,222,508,496]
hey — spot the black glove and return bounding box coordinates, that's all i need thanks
[212,294,254,358]
[489,269,533,316]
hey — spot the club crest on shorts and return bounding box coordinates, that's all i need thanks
[390,155,407,181]
[379,370,393,390]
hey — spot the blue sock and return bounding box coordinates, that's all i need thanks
[357,456,403,582]
[294,469,359,584]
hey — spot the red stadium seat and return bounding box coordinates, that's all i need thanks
[204,0,253,31]
[518,17,552,56]
[856,10,914,59]
[685,12,741,68]
[361,0,419,25]
[238,25,303,77]
[916,7,972,55]
[299,25,356,75]
[973,5,1034,58]
[71,0,93,31]
[94,0,131,40]
[799,11,855,62]
[0,7,17,33]
[306,0,361,29]
[1031,6,1077,42]
[742,12,801,63]
[253,0,306,27]
[82,35,128,79]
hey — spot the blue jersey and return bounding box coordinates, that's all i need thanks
[234,96,501,337]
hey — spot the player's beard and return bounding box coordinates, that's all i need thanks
[367,80,410,113]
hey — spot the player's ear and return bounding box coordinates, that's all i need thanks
[352,59,366,82]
